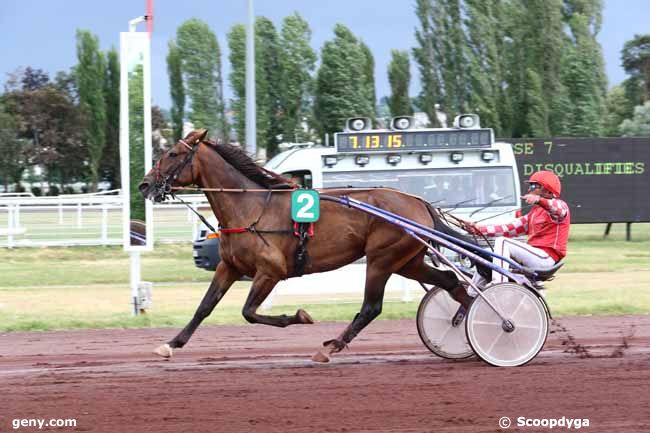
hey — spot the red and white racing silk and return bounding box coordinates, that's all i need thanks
[478,198,570,262]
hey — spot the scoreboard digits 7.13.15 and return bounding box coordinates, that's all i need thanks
[335,129,493,153]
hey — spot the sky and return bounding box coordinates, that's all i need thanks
[0,0,648,111]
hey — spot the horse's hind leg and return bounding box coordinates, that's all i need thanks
[241,273,314,327]
[154,261,240,357]
[397,254,472,308]
[313,267,391,362]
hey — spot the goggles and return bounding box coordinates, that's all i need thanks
[527,182,542,192]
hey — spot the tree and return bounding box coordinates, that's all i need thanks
[561,0,607,136]
[167,40,185,142]
[176,19,228,141]
[413,0,443,127]
[413,0,469,125]
[255,17,283,156]
[152,105,171,160]
[278,13,317,143]
[76,29,107,191]
[227,24,246,143]
[620,101,650,136]
[603,85,633,136]
[3,68,86,190]
[387,50,412,117]
[464,0,505,134]
[621,34,650,106]
[128,64,146,221]
[503,0,566,137]
[102,47,120,189]
[360,41,376,120]
[0,109,24,191]
[314,24,373,137]
[20,67,49,91]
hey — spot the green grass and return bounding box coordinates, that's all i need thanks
[1,223,649,331]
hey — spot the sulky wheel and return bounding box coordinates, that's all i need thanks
[465,283,548,367]
[416,287,474,359]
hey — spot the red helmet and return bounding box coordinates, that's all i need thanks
[527,171,561,197]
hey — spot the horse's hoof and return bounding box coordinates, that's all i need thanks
[297,309,314,324]
[154,343,173,358]
[311,350,330,363]
[323,339,347,353]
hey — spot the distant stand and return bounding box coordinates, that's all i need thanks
[603,222,632,241]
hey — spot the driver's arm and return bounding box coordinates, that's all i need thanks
[473,215,529,238]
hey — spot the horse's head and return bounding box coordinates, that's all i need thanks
[139,129,208,202]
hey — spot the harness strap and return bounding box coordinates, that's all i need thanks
[173,193,217,233]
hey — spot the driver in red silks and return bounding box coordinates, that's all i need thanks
[465,170,570,292]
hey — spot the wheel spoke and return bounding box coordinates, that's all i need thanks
[441,292,455,316]
[471,319,501,326]
[423,314,451,322]
[515,324,543,330]
[437,324,453,345]
[511,331,522,356]
[510,296,527,319]
[486,330,504,354]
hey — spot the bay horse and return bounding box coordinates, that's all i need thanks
[139,129,470,362]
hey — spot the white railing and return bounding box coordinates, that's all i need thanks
[0,193,212,247]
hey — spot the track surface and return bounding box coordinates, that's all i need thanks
[1,315,649,432]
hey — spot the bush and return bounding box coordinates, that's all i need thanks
[30,186,42,196]
[47,185,60,196]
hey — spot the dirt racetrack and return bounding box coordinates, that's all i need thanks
[1,315,649,433]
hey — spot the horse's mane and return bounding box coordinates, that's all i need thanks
[203,139,296,189]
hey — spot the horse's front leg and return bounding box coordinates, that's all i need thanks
[153,261,240,358]
[241,273,314,327]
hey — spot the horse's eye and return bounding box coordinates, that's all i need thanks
[169,152,178,158]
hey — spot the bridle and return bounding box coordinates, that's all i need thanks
[152,139,199,202]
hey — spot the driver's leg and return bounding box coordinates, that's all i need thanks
[496,237,554,275]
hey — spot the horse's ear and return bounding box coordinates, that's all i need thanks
[196,129,208,143]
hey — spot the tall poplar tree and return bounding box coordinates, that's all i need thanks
[255,17,282,156]
[503,0,565,137]
[387,50,413,117]
[176,19,228,141]
[227,24,246,143]
[413,0,468,125]
[279,13,317,143]
[562,0,607,136]
[167,40,185,141]
[76,29,107,191]
[314,24,373,137]
[102,47,120,188]
[464,0,505,135]
[360,41,377,120]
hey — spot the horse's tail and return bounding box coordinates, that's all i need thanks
[421,199,477,246]
[421,199,492,279]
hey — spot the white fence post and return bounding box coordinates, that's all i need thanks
[191,211,198,241]
[14,203,20,228]
[76,202,83,228]
[7,205,14,248]
[58,203,63,224]
[101,205,108,245]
